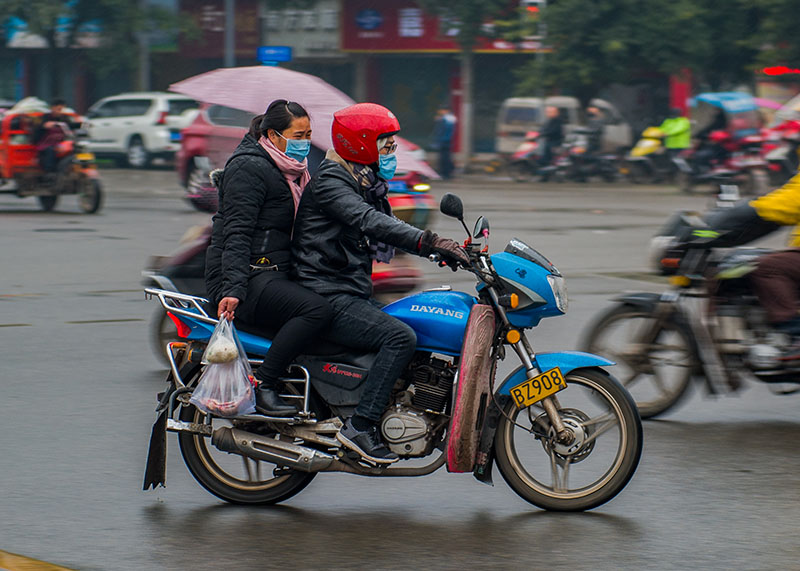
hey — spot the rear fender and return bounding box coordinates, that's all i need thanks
[496,352,615,396]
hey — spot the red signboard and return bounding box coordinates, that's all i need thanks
[179,0,260,59]
[341,0,542,53]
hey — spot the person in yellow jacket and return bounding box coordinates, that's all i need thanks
[695,173,800,344]
[658,108,692,155]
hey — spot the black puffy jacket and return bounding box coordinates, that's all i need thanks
[291,157,424,298]
[205,134,295,304]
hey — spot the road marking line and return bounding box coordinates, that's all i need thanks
[0,549,75,570]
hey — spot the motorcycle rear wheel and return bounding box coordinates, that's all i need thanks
[581,304,696,418]
[494,367,642,512]
[177,368,316,505]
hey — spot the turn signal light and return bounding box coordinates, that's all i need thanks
[506,329,521,344]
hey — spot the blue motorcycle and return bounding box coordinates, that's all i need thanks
[143,194,642,511]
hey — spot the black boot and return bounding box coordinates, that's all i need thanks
[255,386,297,417]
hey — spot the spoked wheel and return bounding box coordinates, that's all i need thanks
[177,368,315,505]
[494,368,642,511]
[78,179,103,214]
[581,304,697,418]
[38,195,58,211]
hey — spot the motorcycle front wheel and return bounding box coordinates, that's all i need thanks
[494,367,642,512]
[581,304,696,418]
[177,368,316,505]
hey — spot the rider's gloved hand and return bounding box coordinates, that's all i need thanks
[418,230,470,269]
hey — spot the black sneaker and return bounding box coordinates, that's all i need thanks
[336,419,399,464]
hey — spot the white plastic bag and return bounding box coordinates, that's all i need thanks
[189,359,256,417]
[202,319,239,364]
[191,320,256,417]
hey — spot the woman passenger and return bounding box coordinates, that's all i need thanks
[205,99,332,416]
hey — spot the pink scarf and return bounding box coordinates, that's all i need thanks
[258,135,311,215]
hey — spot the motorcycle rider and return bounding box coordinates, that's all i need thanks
[658,108,691,158]
[691,172,800,354]
[539,105,564,167]
[205,99,333,416]
[33,98,79,175]
[291,103,469,463]
[585,105,605,156]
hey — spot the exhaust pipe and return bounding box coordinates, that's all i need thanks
[212,427,334,473]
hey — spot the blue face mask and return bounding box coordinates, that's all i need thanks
[378,153,397,180]
[277,132,311,162]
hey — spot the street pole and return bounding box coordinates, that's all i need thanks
[137,0,150,90]
[459,48,473,171]
[224,0,235,67]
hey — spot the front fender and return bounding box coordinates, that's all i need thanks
[496,351,615,396]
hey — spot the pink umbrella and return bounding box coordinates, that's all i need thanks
[754,97,784,110]
[169,66,439,179]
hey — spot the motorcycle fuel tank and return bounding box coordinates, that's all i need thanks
[383,290,476,355]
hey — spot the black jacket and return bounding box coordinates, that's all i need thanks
[205,134,296,304]
[540,116,564,146]
[291,158,424,298]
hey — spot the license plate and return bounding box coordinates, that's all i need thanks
[170,131,182,142]
[76,153,95,161]
[510,367,567,408]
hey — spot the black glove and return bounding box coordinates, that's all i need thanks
[418,230,470,268]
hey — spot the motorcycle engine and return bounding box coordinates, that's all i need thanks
[379,356,456,457]
[380,406,437,457]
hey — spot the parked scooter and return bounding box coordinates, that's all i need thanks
[624,126,681,184]
[676,130,769,196]
[143,193,642,511]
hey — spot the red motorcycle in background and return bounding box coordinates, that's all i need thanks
[0,111,103,213]
[675,130,769,196]
[761,120,800,186]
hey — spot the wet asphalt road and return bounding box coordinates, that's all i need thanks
[1,169,799,570]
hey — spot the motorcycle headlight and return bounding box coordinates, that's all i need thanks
[547,274,568,313]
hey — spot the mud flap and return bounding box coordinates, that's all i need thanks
[143,408,168,490]
[472,394,511,486]
[446,304,496,473]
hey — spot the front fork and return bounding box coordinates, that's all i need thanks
[485,286,572,445]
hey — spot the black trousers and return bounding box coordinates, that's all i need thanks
[38,147,57,173]
[237,271,332,388]
[324,294,417,422]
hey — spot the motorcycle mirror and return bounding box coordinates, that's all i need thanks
[439,193,464,220]
[473,216,490,239]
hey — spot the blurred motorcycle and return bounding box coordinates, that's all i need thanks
[581,186,800,419]
[624,126,681,184]
[676,130,769,196]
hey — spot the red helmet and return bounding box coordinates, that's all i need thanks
[332,103,400,164]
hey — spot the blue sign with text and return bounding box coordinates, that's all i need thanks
[257,46,292,63]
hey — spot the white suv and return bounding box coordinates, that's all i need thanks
[84,92,199,168]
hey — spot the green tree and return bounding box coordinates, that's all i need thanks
[416,0,511,164]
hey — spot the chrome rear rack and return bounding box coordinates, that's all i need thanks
[144,287,217,325]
